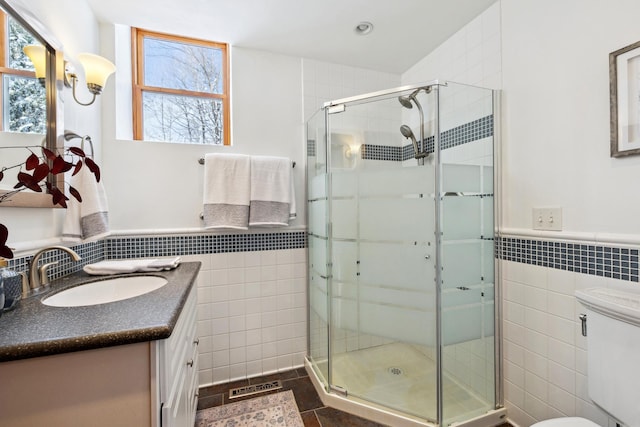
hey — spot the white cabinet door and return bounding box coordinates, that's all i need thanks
[157,285,199,427]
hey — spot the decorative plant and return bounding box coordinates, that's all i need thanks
[0,145,100,258]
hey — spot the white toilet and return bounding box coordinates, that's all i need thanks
[531,287,640,427]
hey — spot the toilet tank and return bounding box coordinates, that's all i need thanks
[576,287,640,427]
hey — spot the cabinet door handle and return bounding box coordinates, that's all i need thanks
[193,338,200,346]
[187,359,194,367]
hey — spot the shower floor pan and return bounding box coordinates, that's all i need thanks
[325,342,493,425]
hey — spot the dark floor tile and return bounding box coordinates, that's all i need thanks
[300,410,322,427]
[315,407,388,427]
[248,369,299,384]
[296,367,309,378]
[197,393,223,410]
[281,377,324,412]
[199,379,249,397]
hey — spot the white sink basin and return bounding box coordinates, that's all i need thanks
[42,276,168,307]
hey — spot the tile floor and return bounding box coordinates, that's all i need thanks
[197,367,387,426]
[197,367,514,427]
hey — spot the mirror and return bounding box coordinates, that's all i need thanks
[0,0,64,208]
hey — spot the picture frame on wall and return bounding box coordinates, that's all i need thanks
[610,40,640,157]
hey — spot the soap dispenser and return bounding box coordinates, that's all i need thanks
[0,257,21,311]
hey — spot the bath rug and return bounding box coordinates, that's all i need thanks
[195,389,304,427]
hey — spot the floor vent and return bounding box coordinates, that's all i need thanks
[229,380,283,399]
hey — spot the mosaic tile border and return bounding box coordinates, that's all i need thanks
[401,115,494,161]
[361,114,493,162]
[307,139,316,157]
[7,240,106,278]
[361,144,403,161]
[6,231,307,278]
[498,237,640,282]
[309,115,493,162]
[106,231,307,259]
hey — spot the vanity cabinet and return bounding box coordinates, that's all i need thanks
[0,285,199,427]
[155,283,199,427]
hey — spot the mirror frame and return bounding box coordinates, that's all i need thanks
[0,0,64,208]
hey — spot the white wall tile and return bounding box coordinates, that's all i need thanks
[548,360,575,395]
[198,249,307,387]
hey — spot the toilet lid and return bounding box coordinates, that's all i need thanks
[531,417,601,427]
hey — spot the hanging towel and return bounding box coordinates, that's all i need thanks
[203,153,251,229]
[83,257,182,275]
[249,156,295,226]
[62,165,109,242]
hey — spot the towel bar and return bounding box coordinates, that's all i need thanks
[198,158,295,168]
[64,131,95,158]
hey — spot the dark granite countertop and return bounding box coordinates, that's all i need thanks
[0,261,201,362]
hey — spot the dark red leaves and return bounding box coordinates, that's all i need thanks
[0,223,13,259]
[33,163,49,182]
[26,153,39,170]
[85,157,101,182]
[16,171,43,192]
[48,184,69,208]
[68,146,86,157]
[72,160,83,176]
[51,155,73,174]
[1,144,103,259]
[41,147,56,161]
[69,185,82,202]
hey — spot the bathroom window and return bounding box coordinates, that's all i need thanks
[0,9,46,133]
[132,28,230,145]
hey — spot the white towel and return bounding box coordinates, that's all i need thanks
[249,156,295,226]
[83,257,182,275]
[62,165,109,242]
[203,153,251,229]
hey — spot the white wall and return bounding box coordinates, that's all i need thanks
[500,1,640,425]
[103,44,305,231]
[1,0,103,247]
[501,0,640,238]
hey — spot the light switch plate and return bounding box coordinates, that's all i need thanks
[532,207,562,231]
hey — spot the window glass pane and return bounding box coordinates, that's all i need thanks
[8,16,39,71]
[143,91,224,144]
[3,74,46,133]
[143,37,223,94]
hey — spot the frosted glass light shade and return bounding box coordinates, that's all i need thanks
[23,44,46,79]
[77,53,115,90]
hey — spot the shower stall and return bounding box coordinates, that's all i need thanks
[305,81,503,427]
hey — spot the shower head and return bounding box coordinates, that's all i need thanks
[400,124,415,139]
[398,86,432,109]
[400,125,427,160]
[398,95,414,109]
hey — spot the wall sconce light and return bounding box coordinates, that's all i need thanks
[24,46,116,107]
[65,53,116,106]
[23,44,46,87]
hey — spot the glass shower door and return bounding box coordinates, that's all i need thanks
[306,109,330,387]
[438,82,497,425]
[325,93,438,422]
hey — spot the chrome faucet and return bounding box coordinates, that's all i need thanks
[25,246,81,296]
